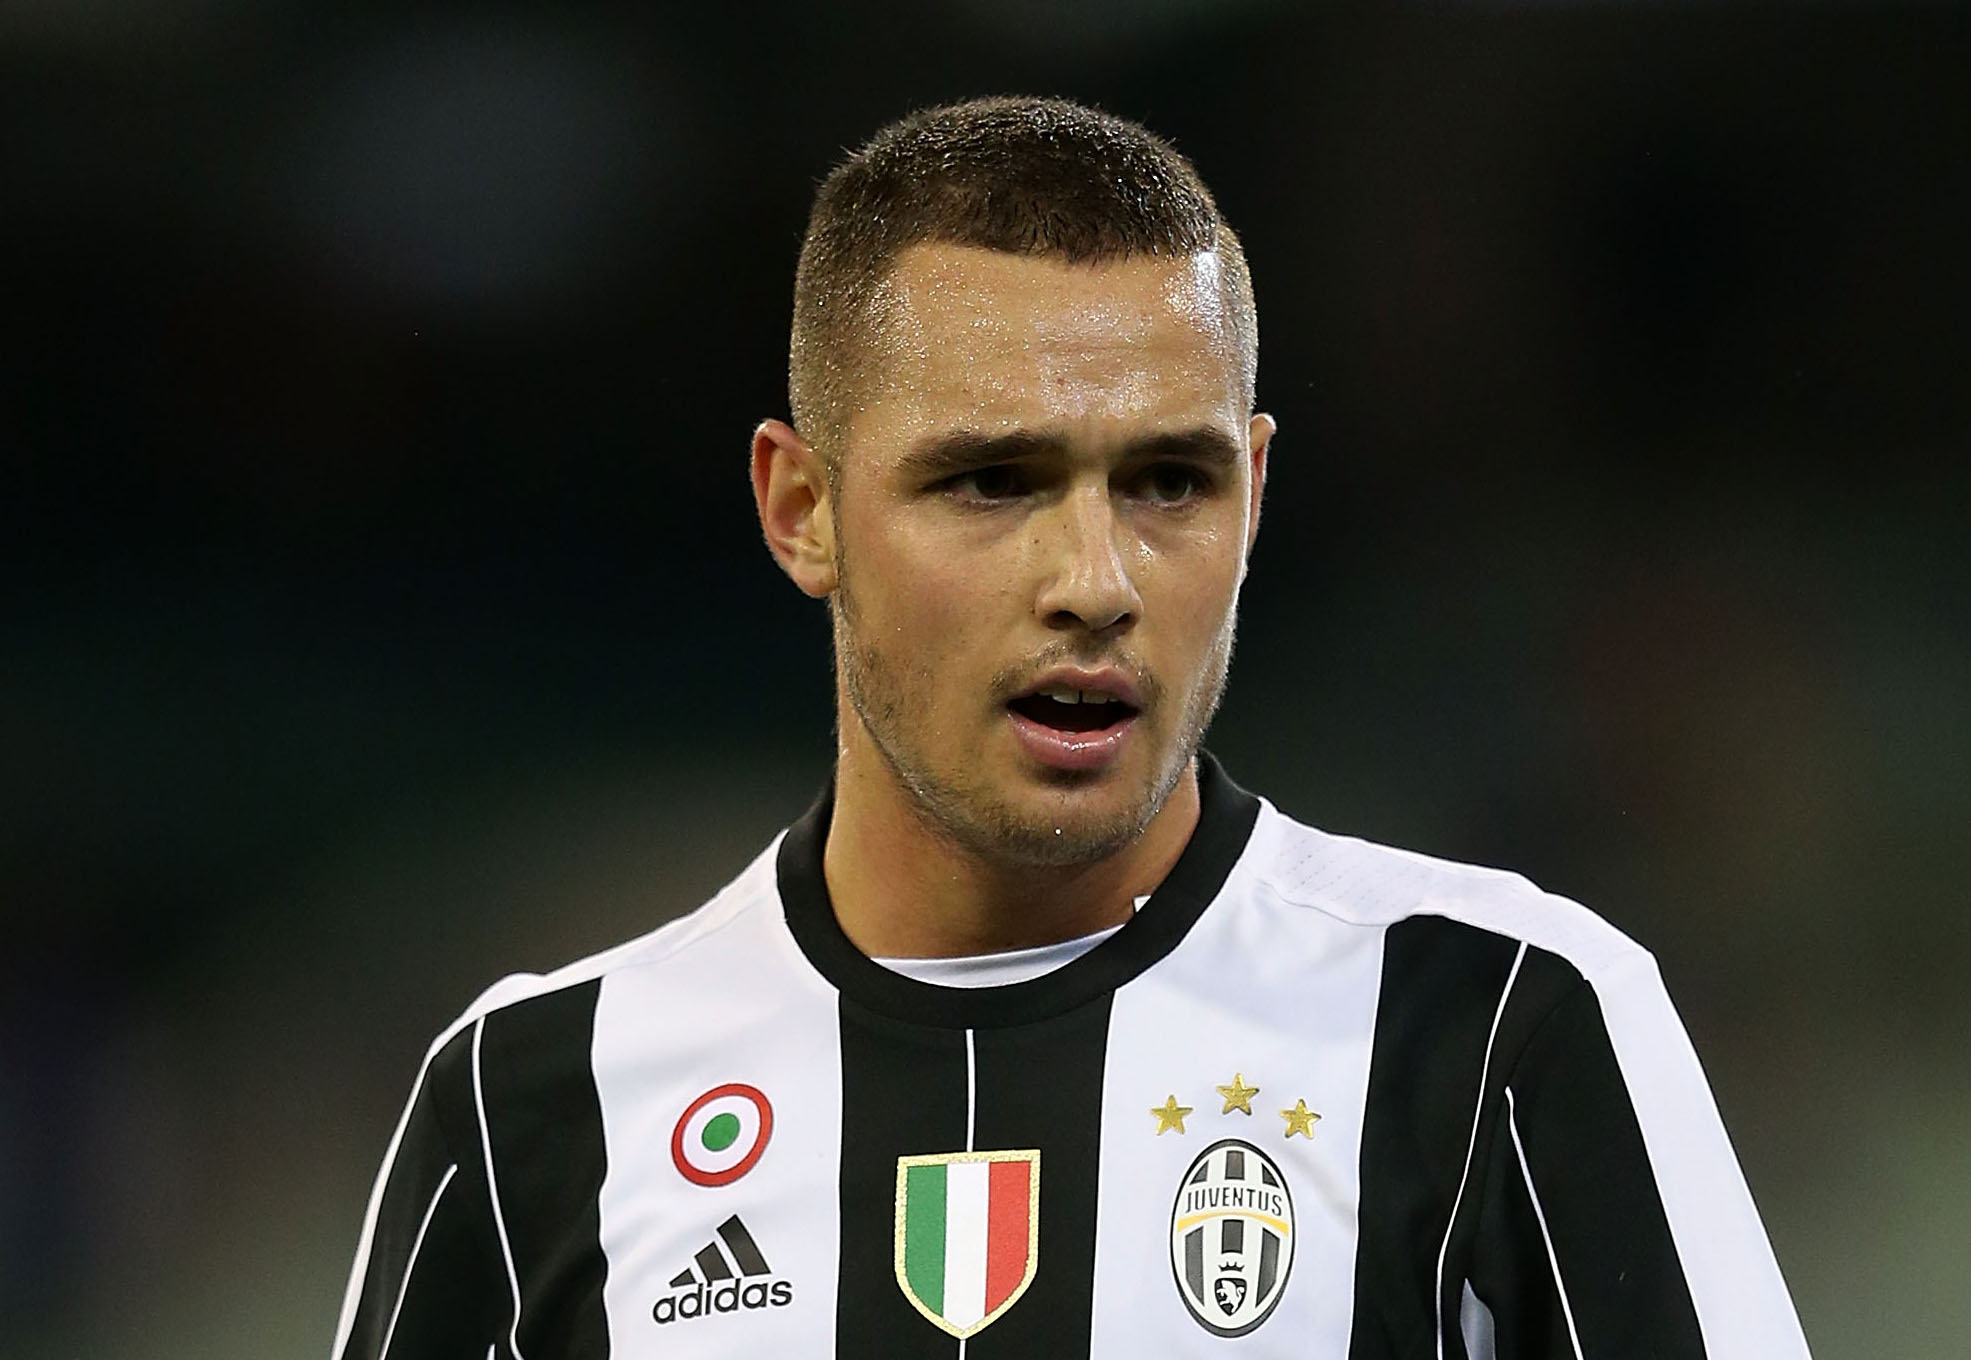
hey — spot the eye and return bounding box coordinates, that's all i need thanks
[946,464,1029,502]
[1136,462,1210,505]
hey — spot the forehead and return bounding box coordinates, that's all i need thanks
[846,243,1245,451]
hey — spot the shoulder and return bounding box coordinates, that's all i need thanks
[1243,799,1659,993]
[415,833,789,1068]
[1238,798,1694,1095]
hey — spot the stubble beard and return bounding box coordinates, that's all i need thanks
[830,550,1238,870]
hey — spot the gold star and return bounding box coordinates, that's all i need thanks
[1150,1095,1193,1135]
[1280,1099,1321,1139]
[1216,1073,1260,1115]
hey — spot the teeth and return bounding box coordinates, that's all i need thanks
[1038,686,1119,705]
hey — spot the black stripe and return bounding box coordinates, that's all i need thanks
[1346,917,1577,1360]
[833,995,1114,1358]
[693,1243,733,1282]
[1469,985,1705,1357]
[716,1216,773,1277]
[780,752,1259,1028]
[477,981,611,1360]
[835,1001,969,1360]
[968,996,1111,1360]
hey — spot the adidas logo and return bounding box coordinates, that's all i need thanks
[651,1215,794,1325]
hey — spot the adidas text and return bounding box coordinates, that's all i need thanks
[653,1279,794,1324]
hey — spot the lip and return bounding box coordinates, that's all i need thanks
[1012,667,1144,710]
[1003,666,1144,774]
[1006,705,1138,772]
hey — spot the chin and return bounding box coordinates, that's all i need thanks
[966,805,1150,870]
[940,756,1180,870]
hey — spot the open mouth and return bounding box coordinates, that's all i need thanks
[1007,687,1139,734]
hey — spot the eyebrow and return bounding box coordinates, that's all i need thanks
[898,426,1244,481]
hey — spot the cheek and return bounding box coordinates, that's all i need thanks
[1141,548,1243,651]
[846,514,1017,653]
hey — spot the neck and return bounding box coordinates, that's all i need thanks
[822,721,1202,960]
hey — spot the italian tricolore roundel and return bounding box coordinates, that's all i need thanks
[1169,1138,1295,1337]
[671,1083,773,1187]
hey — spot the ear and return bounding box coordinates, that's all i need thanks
[1243,412,1275,560]
[752,419,837,598]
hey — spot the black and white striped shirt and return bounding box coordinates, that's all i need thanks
[332,755,1809,1358]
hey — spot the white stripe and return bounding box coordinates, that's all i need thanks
[964,1028,977,1153]
[1592,955,1811,1355]
[1434,940,1527,1360]
[1506,1087,1584,1360]
[377,1163,458,1360]
[942,1160,992,1329]
[472,1018,527,1360]
[1459,1280,1497,1360]
[333,932,695,1360]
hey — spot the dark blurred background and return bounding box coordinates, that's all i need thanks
[3,1,1966,1355]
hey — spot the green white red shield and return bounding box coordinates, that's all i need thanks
[894,1149,1040,1338]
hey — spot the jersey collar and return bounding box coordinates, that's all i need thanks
[775,751,1261,1029]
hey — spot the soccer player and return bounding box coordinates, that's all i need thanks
[331,97,1811,1359]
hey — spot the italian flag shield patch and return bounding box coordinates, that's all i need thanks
[893,1149,1041,1338]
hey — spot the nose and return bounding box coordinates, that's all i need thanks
[1034,481,1141,635]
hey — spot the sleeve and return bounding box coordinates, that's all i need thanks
[1461,954,1811,1359]
[331,1024,510,1360]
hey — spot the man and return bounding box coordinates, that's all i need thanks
[331,97,1810,1358]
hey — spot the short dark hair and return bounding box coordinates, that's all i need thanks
[789,95,1257,459]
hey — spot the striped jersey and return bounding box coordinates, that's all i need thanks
[331,756,1810,1359]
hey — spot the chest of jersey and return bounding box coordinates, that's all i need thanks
[341,773,1809,1360]
[582,881,1382,1358]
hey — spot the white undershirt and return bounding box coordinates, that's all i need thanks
[870,895,1148,989]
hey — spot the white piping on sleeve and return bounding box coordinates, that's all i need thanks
[1506,1086,1585,1360]
[1434,940,1528,1360]
[472,1017,527,1360]
[331,1043,445,1360]
[377,1162,459,1360]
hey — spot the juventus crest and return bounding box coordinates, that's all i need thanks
[1168,1139,1296,1337]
